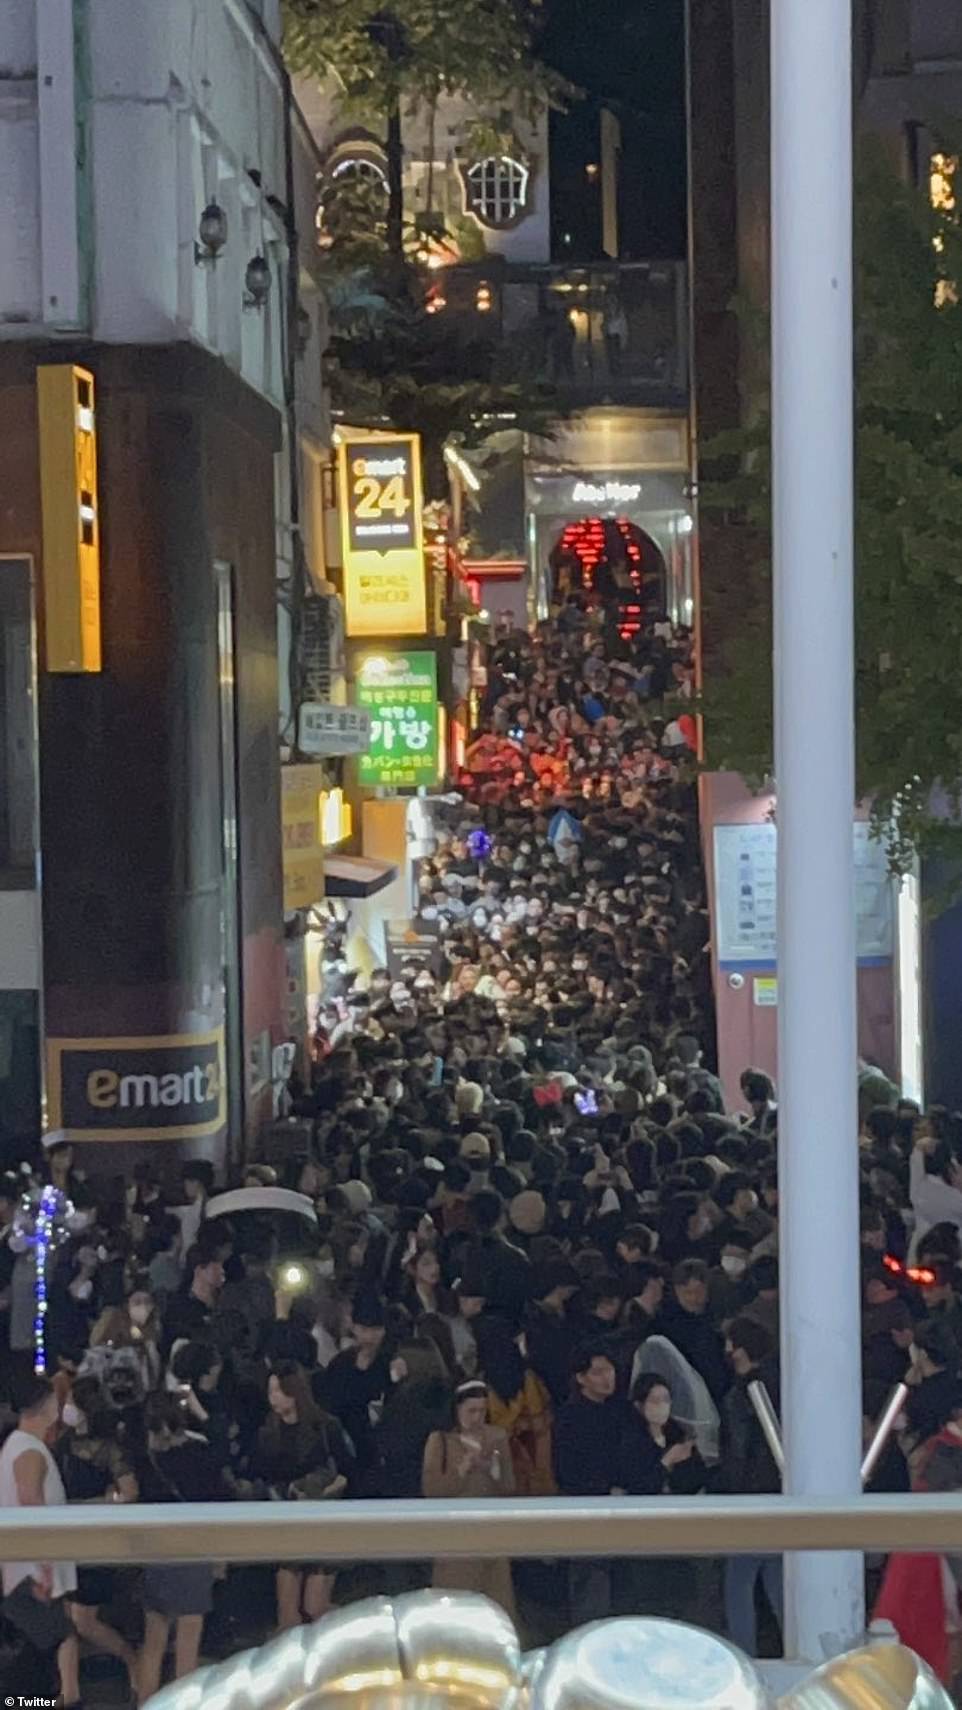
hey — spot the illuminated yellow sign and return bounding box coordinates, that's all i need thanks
[37,364,102,673]
[319,787,352,849]
[337,433,427,637]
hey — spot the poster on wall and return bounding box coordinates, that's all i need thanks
[713,820,894,965]
[281,763,326,911]
[338,434,427,637]
[356,651,440,789]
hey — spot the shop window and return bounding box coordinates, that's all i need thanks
[317,151,389,246]
[464,155,529,229]
[930,150,959,307]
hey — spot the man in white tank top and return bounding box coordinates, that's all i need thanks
[0,1376,79,1704]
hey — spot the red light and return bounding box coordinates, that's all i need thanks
[882,1254,937,1287]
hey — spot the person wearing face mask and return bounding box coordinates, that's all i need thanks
[709,1232,754,1321]
[55,1374,138,1687]
[89,1285,163,1392]
[614,1372,706,1618]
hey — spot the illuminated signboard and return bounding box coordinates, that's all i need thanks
[338,434,427,637]
[356,651,440,789]
[37,365,103,673]
[571,479,642,506]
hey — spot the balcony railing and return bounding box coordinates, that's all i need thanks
[436,261,688,405]
[1,1491,960,1563]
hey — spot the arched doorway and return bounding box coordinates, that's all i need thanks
[549,516,667,634]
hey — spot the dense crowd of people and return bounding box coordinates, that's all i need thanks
[1,596,962,1703]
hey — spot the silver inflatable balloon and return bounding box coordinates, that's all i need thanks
[145,1590,522,1710]
[530,1617,768,1710]
[145,1591,940,1710]
[777,1640,955,1710]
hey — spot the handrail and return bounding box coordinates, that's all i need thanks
[0,1493,957,1564]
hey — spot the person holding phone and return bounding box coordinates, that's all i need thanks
[422,1380,516,1617]
[614,1374,706,1618]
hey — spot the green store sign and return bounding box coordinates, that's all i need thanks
[356,650,440,789]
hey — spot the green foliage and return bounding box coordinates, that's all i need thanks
[703,148,962,868]
[283,0,559,117]
[327,288,558,493]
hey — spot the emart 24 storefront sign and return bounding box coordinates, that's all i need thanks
[356,651,440,789]
[338,434,427,638]
[47,1031,226,1141]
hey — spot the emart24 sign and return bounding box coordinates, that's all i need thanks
[47,1032,226,1141]
[356,651,440,789]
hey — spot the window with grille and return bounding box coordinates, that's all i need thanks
[464,156,529,229]
[331,157,388,194]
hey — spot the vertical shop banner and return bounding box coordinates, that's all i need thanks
[281,763,326,910]
[356,651,440,789]
[338,434,427,637]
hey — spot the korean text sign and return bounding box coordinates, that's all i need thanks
[356,652,440,788]
[337,434,427,637]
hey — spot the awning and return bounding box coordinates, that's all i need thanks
[323,855,398,899]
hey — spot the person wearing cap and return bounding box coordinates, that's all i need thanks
[508,1190,547,1247]
[422,1379,516,1617]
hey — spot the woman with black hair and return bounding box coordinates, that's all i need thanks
[253,1361,355,1630]
[474,1314,555,1495]
[136,1391,235,1702]
[422,1380,516,1616]
[57,1374,137,1687]
[614,1373,706,1618]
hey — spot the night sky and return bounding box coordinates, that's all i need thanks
[539,0,687,262]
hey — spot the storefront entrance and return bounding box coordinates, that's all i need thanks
[549,515,667,630]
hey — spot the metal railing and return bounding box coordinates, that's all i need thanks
[0,1493,958,1564]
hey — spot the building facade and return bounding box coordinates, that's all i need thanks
[297,74,694,630]
[0,0,332,1172]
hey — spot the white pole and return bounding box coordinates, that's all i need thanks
[772,0,864,1666]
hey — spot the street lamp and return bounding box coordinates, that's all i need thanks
[243,254,272,310]
[194,201,228,266]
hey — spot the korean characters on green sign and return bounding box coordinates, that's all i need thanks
[356,651,440,789]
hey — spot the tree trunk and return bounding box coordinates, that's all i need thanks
[386,93,404,264]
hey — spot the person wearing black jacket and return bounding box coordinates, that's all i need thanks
[136,1391,234,1703]
[720,1317,783,1656]
[524,1260,580,1405]
[656,1260,730,1404]
[314,1294,391,1481]
[903,1319,962,1451]
[615,1373,707,1617]
[458,1191,531,1327]
[554,1345,630,1623]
